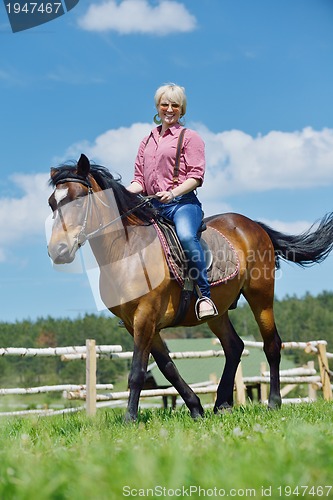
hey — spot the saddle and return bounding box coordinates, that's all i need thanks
[153,217,240,326]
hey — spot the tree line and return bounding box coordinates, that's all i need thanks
[0,291,332,388]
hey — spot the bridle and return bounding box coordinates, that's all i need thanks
[54,177,155,247]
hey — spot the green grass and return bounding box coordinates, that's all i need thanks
[0,401,332,499]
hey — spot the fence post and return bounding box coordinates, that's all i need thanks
[260,361,268,403]
[86,339,97,416]
[235,363,246,405]
[209,373,218,403]
[307,361,317,401]
[317,343,332,401]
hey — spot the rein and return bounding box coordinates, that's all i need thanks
[55,177,156,245]
[81,192,155,242]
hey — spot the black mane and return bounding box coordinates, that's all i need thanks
[49,163,157,225]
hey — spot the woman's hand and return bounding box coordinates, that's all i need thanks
[155,190,175,203]
[156,178,200,203]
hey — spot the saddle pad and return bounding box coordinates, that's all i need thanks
[153,222,240,287]
[202,227,240,286]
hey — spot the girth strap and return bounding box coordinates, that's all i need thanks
[169,277,194,327]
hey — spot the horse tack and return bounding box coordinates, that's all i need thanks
[153,220,240,288]
[152,220,240,326]
[152,217,194,326]
[203,227,240,286]
[47,154,333,422]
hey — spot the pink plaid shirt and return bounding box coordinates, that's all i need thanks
[132,124,205,195]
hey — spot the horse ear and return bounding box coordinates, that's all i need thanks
[77,153,91,178]
[50,167,58,179]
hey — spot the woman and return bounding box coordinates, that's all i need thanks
[128,83,217,320]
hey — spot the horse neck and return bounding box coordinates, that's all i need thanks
[90,221,157,265]
[89,224,131,264]
[86,184,155,267]
[87,185,130,264]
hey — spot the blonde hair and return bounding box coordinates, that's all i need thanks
[154,83,187,117]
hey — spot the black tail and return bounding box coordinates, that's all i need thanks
[256,213,333,269]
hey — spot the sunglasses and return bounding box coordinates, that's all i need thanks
[159,102,181,110]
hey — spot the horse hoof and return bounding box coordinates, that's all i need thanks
[267,398,282,410]
[214,403,233,415]
[190,407,204,419]
[124,412,137,423]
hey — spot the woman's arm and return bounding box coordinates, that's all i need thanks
[128,136,148,194]
[156,177,200,203]
[127,181,144,194]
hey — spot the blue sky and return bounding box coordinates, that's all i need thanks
[1,0,333,323]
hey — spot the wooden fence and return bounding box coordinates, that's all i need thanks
[224,339,333,406]
[0,339,332,417]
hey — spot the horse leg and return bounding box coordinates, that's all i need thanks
[208,313,244,413]
[262,325,282,409]
[125,315,157,422]
[244,291,282,409]
[126,342,151,421]
[150,334,204,418]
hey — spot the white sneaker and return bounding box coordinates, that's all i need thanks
[195,297,218,320]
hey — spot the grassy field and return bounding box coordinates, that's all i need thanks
[0,401,332,499]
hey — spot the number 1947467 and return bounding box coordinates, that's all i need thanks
[6,2,62,14]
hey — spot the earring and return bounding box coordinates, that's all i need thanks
[154,113,162,125]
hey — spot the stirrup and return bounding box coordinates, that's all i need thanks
[195,297,218,321]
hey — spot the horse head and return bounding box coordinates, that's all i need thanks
[47,154,97,264]
[47,153,156,267]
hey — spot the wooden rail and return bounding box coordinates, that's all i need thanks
[0,339,331,416]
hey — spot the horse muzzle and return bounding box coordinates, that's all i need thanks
[48,239,79,264]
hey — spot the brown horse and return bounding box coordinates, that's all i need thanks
[47,154,333,421]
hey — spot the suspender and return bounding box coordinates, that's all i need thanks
[144,127,187,188]
[172,128,186,187]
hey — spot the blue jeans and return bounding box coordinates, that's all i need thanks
[152,192,210,297]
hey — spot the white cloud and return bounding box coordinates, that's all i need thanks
[194,124,333,197]
[0,173,51,260]
[78,0,197,35]
[251,218,313,235]
[64,122,333,197]
[61,122,152,184]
